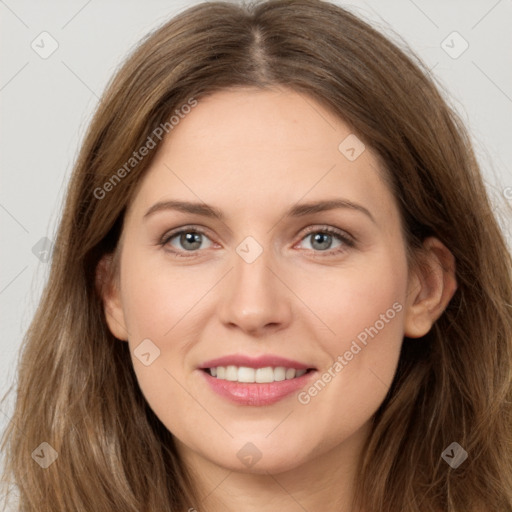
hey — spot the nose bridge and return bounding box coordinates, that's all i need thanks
[234,238,273,294]
[219,234,291,333]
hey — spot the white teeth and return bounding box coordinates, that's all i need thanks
[226,365,238,381]
[273,367,286,381]
[238,366,255,383]
[255,367,274,383]
[285,368,296,380]
[207,365,310,383]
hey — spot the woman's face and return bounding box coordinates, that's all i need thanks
[103,87,417,475]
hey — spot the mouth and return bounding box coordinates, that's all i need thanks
[198,355,318,406]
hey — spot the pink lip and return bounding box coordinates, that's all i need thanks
[199,354,314,370]
[199,369,317,406]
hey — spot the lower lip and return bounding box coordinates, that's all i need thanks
[200,369,316,406]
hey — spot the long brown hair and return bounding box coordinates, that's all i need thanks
[2,1,511,510]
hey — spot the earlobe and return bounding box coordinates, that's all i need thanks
[95,254,129,342]
[404,237,458,338]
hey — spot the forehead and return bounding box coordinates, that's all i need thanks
[127,87,397,225]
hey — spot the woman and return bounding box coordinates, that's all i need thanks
[1,0,511,510]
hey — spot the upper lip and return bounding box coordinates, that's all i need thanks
[199,354,315,370]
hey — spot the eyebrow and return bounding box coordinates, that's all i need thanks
[143,199,375,223]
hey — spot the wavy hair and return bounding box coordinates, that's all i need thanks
[2,0,511,510]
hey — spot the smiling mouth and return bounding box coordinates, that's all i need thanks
[203,366,315,383]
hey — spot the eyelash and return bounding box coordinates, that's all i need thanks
[159,225,355,258]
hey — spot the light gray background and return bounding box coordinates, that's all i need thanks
[1,0,511,480]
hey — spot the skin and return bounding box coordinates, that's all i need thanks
[100,87,457,512]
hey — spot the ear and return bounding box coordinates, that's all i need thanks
[95,253,129,341]
[404,237,458,338]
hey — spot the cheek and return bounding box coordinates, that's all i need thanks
[120,253,213,342]
[118,258,205,432]
[117,250,206,389]
[304,252,407,348]
[297,252,408,421]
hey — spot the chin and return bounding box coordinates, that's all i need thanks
[204,438,312,475]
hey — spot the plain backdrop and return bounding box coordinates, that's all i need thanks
[1,0,511,481]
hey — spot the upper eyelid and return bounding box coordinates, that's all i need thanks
[301,225,354,241]
[160,225,212,243]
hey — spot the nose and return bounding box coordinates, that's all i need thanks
[218,244,292,337]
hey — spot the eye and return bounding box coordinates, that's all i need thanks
[296,226,354,255]
[161,227,213,256]
[160,225,354,258]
